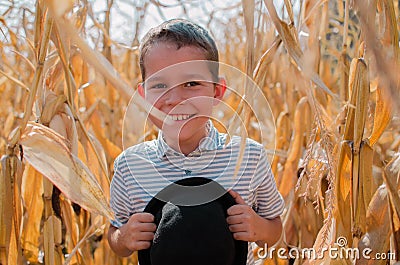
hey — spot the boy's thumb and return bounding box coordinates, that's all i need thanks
[228,189,246,205]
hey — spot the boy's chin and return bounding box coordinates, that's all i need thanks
[163,128,198,142]
[163,123,208,142]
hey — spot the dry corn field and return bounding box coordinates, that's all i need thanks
[0,0,399,264]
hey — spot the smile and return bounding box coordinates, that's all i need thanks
[169,114,196,121]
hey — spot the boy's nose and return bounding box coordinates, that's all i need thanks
[163,86,184,105]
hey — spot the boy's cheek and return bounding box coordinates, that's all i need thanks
[146,115,168,132]
[147,113,162,125]
[185,96,215,108]
[143,94,159,105]
[143,96,166,113]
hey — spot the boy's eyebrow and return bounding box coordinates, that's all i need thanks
[145,73,213,84]
[145,76,164,83]
[181,73,212,80]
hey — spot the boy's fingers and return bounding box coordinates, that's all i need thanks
[232,231,250,241]
[132,241,152,251]
[228,224,246,233]
[133,212,155,223]
[226,214,244,225]
[137,222,157,232]
[227,204,248,216]
[228,189,246,205]
[136,231,155,241]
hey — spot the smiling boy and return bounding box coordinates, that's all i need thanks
[108,19,285,265]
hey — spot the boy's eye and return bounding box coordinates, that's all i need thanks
[184,81,201,87]
[150,83,168,89]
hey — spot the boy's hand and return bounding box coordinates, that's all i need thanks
[115,213,157,254]
[226,190,261,242]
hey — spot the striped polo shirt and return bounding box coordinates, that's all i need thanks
[110,121,284,264]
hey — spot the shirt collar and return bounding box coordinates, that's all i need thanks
[155,120,219,158]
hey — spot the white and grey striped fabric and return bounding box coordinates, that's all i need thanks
[110,122,284,265]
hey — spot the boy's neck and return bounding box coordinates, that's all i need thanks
[168,140,199,156]
[163,124,210,156]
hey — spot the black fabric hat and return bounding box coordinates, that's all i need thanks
[138,177,248,265]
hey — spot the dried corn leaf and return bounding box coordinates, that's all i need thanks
[388,196,400,264]
[20,122,114,220]
[45,0,74,17]
[352,59,369,149]
[45,3,169,124]
[0,69,30,92]
[335,141,352,241]
[60,199,80,264]
[335,58,367,241]
[379,0,399,59]
[21,165,43,263]
[241,0,255,75]
[49,114,68,139]
[297,198,323,247]
[263,0,337,99]
[84,133,111,197]
[368,85,392,146]
[354,0,400,114]
[0,153,22,265]
[356,186,390,265]
[343,58,364,141]
[0,157,9,265]
[382,153,400,228]
[43,216,63,265]
[271,111,290,176]
[253,37,282,87]
[89,107,121,163]
[7,221,19,265]
[359,143,375,222]
[3,112,15,149]
[311,217,335,264]
[63,215,104,265]
[40,93,67,125]
[279,97,309,198]
[283,0,295,25]
[351,58,370,236]
[354,142,374,236]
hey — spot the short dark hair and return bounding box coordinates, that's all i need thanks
[139,18,219,81]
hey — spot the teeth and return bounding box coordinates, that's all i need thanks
[170,114,193,121]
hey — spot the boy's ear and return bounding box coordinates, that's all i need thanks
[137,82,145,98]
[213,77,227,105]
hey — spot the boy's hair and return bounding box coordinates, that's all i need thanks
[139,18,219,82]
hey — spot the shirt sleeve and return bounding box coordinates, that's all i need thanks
[109,155,134,227]
[251,147,285,219]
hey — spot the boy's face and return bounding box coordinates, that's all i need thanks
[138,43,226,147]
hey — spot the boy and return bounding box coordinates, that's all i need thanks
[108,19,284,264]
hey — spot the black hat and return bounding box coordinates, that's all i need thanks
[138,177,248,265]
